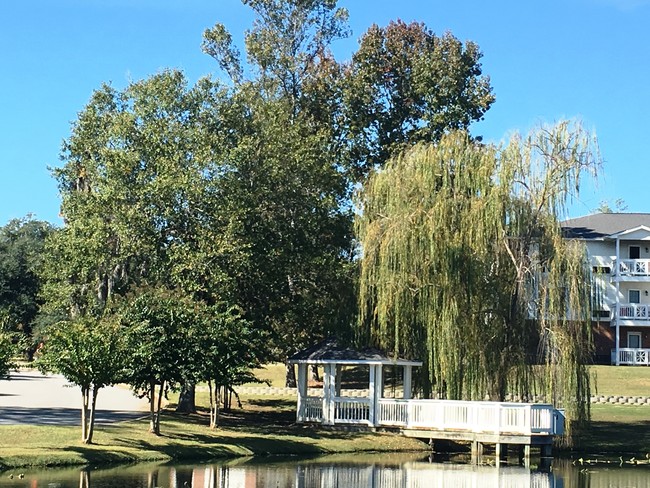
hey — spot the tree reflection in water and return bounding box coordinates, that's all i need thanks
[7,455,650,487]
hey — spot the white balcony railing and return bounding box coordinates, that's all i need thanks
[618,303,650,321]
[616,259,650,277]
[612,348,650,365]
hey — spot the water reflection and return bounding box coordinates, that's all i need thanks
[3,455,650,487]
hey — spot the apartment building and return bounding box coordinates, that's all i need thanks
[562,213,650,365]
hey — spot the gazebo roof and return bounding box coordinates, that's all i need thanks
[288,337,422,366]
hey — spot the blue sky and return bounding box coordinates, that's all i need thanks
[1,0,649,226]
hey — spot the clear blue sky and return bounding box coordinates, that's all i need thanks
[1,0,649,226]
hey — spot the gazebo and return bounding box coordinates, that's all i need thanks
[288,338,422,426]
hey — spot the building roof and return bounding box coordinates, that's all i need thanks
[562,213,650,239]
[288,337,422,366]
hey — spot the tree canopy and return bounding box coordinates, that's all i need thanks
[0,217,54,352]
[343,20,494,178]
[43,0,498,407]
[356,121,600,443]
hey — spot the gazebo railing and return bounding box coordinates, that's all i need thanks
[377,399,557,435]
[334,397,371,424]
[302,396,323,422]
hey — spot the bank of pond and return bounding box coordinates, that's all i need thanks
[3,453,650,488]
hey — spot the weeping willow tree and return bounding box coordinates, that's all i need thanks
[356,121,600,443]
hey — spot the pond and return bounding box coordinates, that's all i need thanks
[2,453,650,487]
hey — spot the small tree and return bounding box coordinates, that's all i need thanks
[121,287,195,435]
[193,304,262,429]
[37,316,125,444]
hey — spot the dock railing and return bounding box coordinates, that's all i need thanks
[377,399,557,435]
[300,395,563,436]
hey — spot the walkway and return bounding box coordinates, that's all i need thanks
[0,370,148,425]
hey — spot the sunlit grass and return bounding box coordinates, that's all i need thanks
[0,395,427,470]
[590,365,650,397]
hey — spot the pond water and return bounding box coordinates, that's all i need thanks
[2,453,650,487]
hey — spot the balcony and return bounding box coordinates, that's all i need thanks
[616,259,650,278]
[618,303,650,321]
[612,348,650,366]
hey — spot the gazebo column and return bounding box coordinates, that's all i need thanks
[323,363,337,425]
[403,365,413,400]
[369,364,383,427]
[296,363,308,422]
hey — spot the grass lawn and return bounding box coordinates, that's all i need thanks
[590,365,650,397]
[0,394,427,470]
[573,404,650,456]
[3,364,650,470]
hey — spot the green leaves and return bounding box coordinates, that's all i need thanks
[0,218,53,343]
[343,21,495,178]
[357,122,600,443]
[37,316,125,390]
[0,331,19,379]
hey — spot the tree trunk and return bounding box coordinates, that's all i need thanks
[285,361,296,387]
[209,381,222,429]
[310,364,320,382]
[149,380,157,434]
[208,379,215,428]
[85,387,99,444]
[80,387,89,442]
[176,381,196,413]
[154,381,164,435]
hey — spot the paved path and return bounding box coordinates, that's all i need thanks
[0,370,148,425]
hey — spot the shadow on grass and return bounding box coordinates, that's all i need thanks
[576,420,650,455]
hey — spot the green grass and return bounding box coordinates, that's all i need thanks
[3,364,650,470]
[571,404,650,456]
[0,395,427,470]
[590,365,650,397]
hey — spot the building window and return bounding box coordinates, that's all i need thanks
[629,289,641,304]
[630,246,641,259]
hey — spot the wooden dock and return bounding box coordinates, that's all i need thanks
[299,395,564,462]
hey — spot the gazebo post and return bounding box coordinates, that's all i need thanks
[323,362,337,425]
[403,365,412,400]
[296,363,308,421]
[369,364,384,427]
[369,365,376,426]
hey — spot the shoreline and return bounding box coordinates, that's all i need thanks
[0,410,430,471]
[0,409,647,471]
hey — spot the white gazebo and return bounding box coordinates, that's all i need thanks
[288,338,422,426]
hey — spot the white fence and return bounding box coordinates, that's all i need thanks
[377,399,557,435]
[299,396,562,436]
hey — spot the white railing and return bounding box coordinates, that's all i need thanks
[377,399,557,435]
[618,303,650,320]
[302,396,323,421]
[617,259,650,276]
[300,396,562,436]
[334,397,371,424]
[613,348,650,365]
